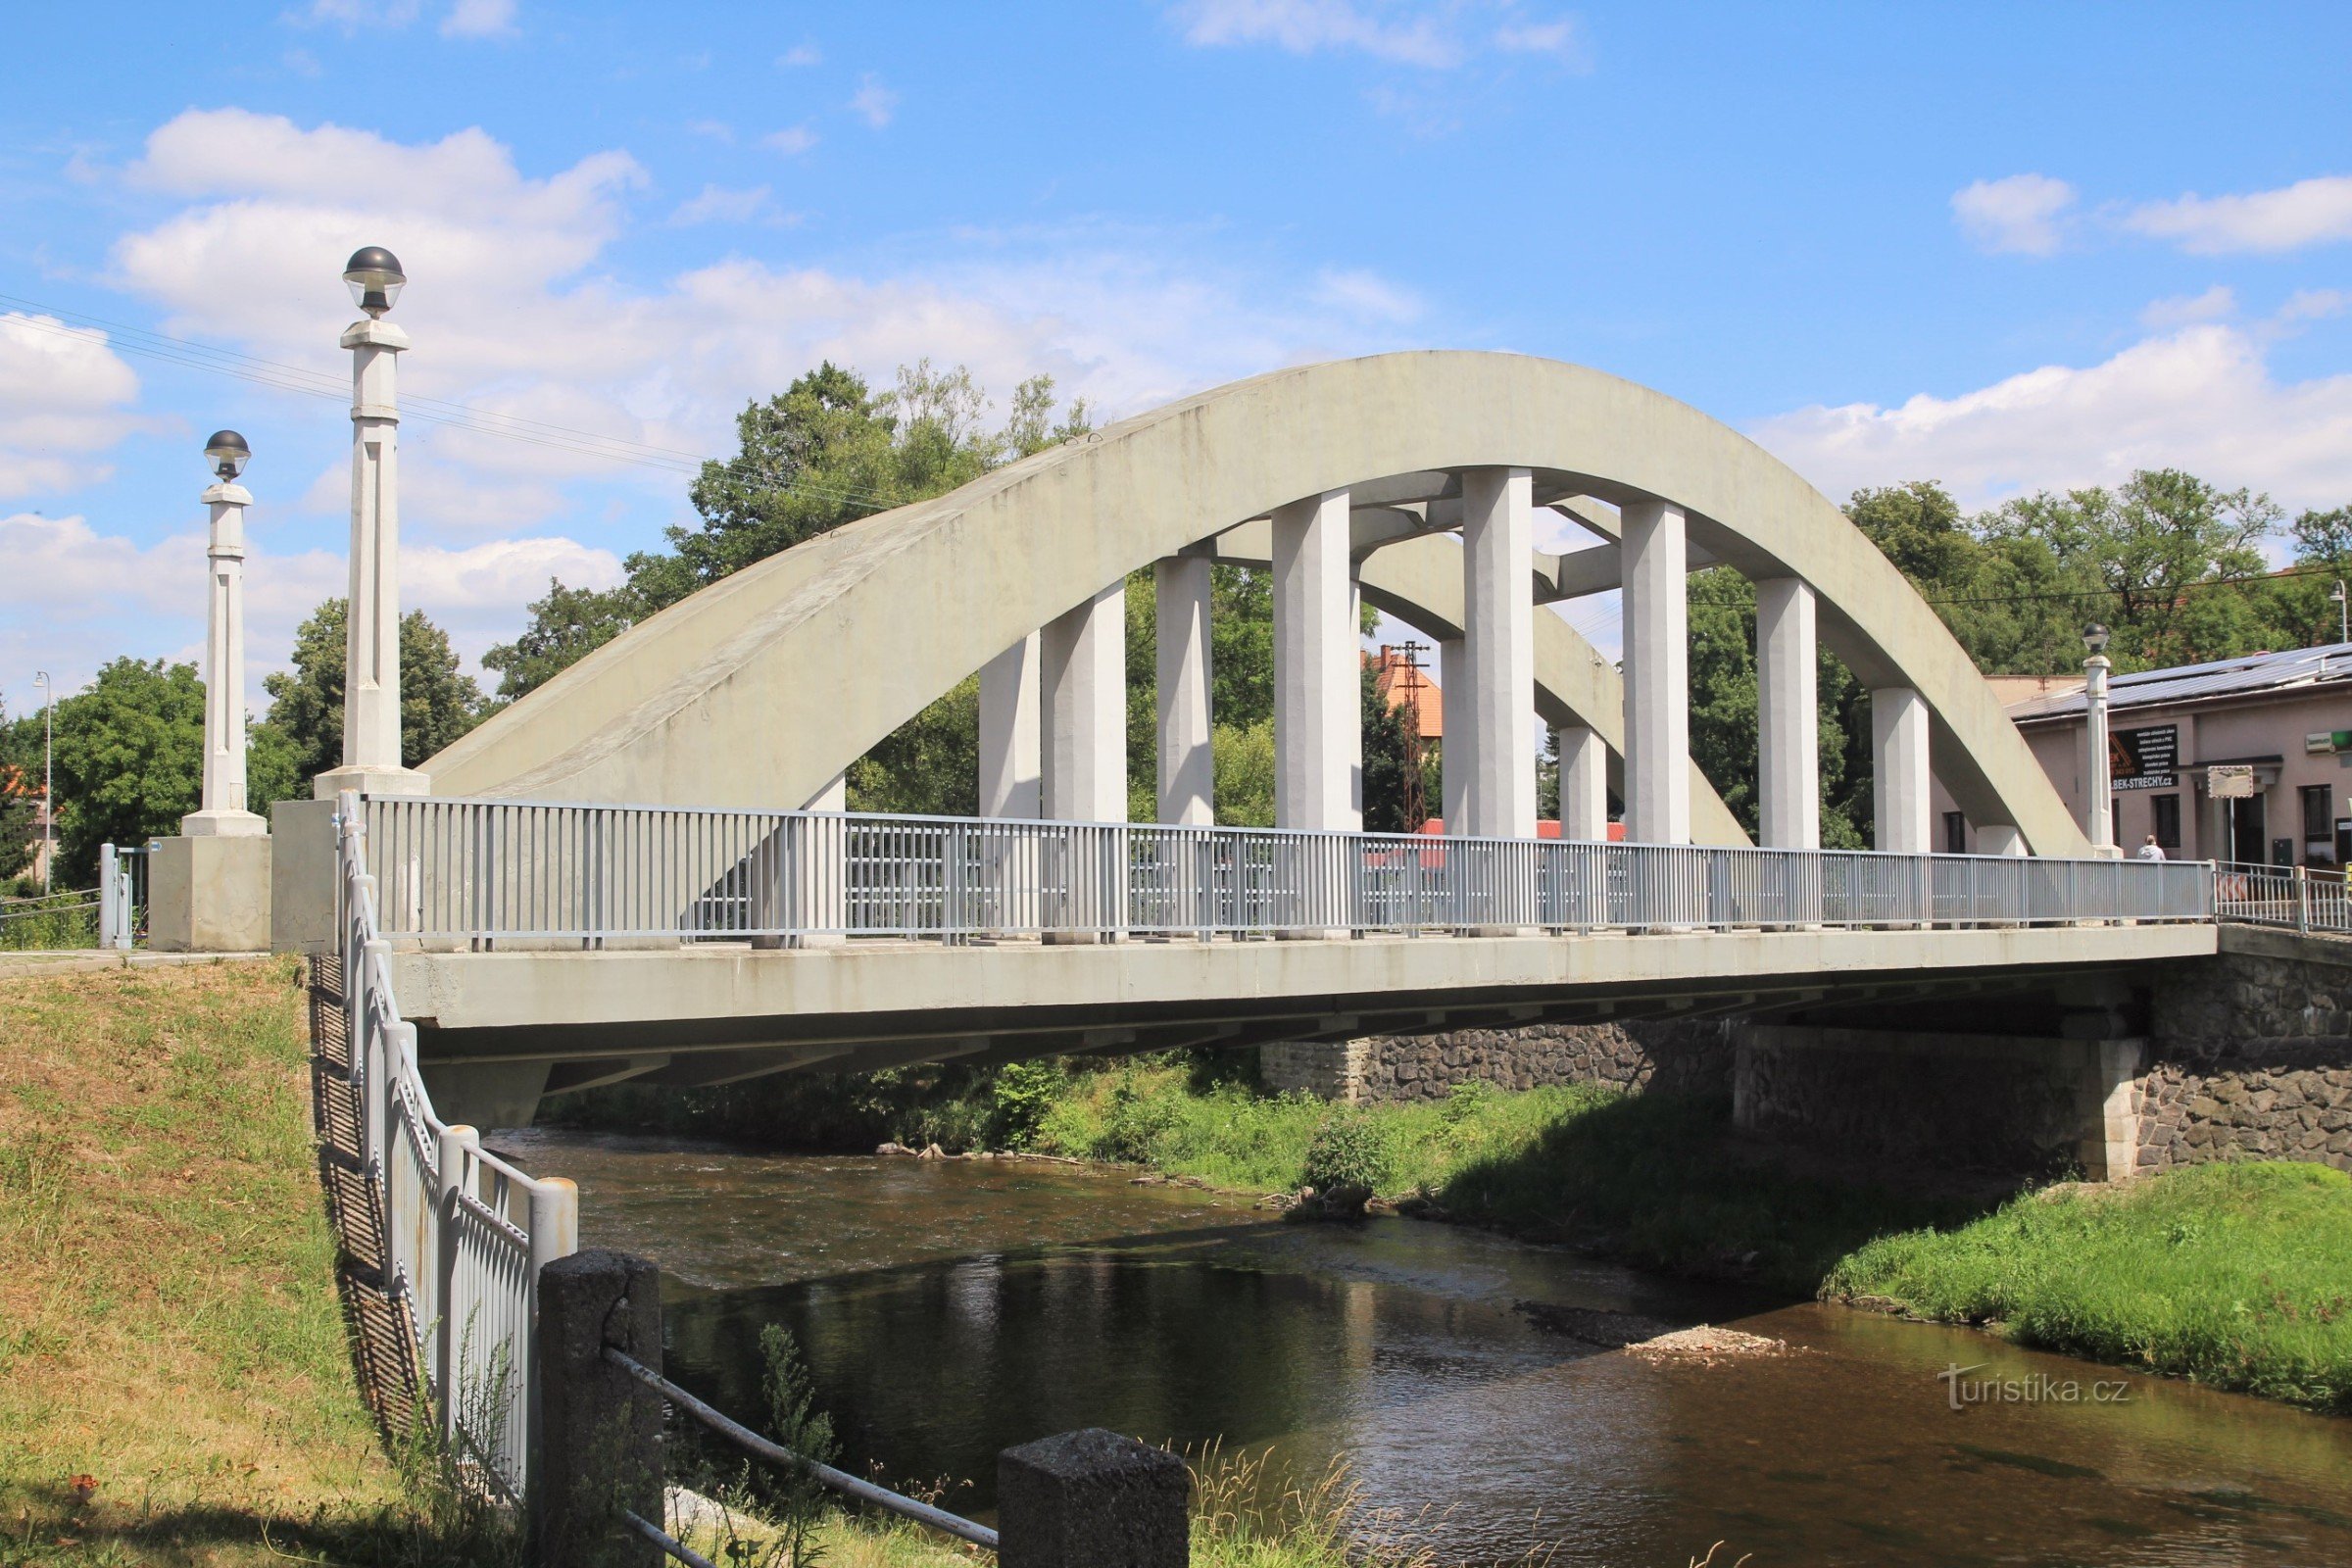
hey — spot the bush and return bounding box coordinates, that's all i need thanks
[1300,1109,1394,1195]
[990,1060,1064,1150]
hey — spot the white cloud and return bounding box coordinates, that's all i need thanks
[762,125,819,156]
[2277,288,2350,327]
[848,75,900,128]
[687,119,734,143]
[669,183,775,226]
[0,315,153,498]
[1751,323,2352,513]
[1310,266,1422,323]
[1950,173,2077,257]
[1171,0,1466,68]
[2139,285,2234,330]
[292,0,425,30]
[777,42,821,68]
[1494,16,1587,68]
[2125,174,2352,255]
[441,0,517,39]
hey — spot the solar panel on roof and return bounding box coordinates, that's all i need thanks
[2007,642,2352,720]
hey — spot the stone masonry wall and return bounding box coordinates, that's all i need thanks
[2138,943,2352,1173]
[1260,1019,1734,1106]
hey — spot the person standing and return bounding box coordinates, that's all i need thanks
[2136,834,2167,861]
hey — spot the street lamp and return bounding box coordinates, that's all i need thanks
[2330,579,2347,646]
[186,431,265,836]
[2082,621,2113,851]
[31,669,52,893]
[315,246,426,798]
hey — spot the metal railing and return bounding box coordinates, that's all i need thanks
[96,842,151,950]
[605,1348,1000,1552]
[0,887,99,951]
[2213,860,2352,937]
[356,794,2216,945]
[334,792,577,1498]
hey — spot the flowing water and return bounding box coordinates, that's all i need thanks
[498,1128,2352,1567]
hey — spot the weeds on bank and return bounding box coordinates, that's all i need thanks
[1827,1160,2352,1412]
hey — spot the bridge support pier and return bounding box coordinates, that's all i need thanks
[1458,467,1536,841]
[1441,635,1469,830]
[1623,499,1690,846]
[1871,686,1932,855]
[1556,724,1606,841]
[1273,489,1356,835]
[1042,585,1128,824]
[1755,577,1819,850]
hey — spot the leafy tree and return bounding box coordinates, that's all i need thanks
[1212,719,1276,827]
[1360,660,1438,833]
[0,702,43,885]
[258,599,487,796]
[46,660,205,875]
[846,674,980,816]
[481,578,647,702]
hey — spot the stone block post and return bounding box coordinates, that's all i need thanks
[535,1249,664,1568]
[998,1428,1191,1568]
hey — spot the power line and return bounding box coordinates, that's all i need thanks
[1919,562,2346,610]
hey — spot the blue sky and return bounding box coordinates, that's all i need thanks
[7,1,2352,710]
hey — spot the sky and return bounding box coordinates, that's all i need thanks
[6,1,2352,716]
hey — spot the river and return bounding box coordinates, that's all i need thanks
[498,1128,2352,1567]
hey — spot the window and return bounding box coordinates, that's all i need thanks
[2304,785,2335,862]
[1943,811,1967,855]
[2151,794,2180,851]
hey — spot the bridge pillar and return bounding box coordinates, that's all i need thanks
[1441,635,1470,832]
[1153,558,1213,825]
[1979,823,2028,857]
[1623,499,1690,845]
[1871,686,1932,854]
[1755,577,1820,850]
[1557,724,1607,841]
[1042,584,1128,823]
[1273,489,1356,832]
[980,633,1042,819]
[1460,466,1536,839]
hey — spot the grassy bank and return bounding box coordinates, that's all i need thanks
[1826,1160,2352,1413]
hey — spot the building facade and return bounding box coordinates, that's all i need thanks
[1933,643,2352,867]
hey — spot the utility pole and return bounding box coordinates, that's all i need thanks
[32,669,53,894]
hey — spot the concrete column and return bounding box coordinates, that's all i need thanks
[316,318,426,799]
[1041,583,1127,822]
[1272,490,1355,831]
[1754,577,1819,850]
[1871,686,1932,854]
[535,1250,664,1566]
[1460,467,1536,839]
[1348,580,1364,830]
[998,1429,1190,1568]
[187,481,265,835]
[1622,499,1690,845]
[2083,655,2114,850]
[1556,724,1607,841]
[1440,636,1470,832]
[1152,558,1213,825]
[979,633,1042,818]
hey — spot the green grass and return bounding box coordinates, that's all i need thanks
[1826,1161,2352,1413]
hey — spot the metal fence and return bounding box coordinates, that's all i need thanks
[357,794,2215,945]
[335,792,577,1497]
[2213,860,2352,937]
[96,842,151,950]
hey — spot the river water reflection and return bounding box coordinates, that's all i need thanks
[500,1128,2352,1567]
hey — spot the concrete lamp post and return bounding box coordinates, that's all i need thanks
[183,431,267,837]
[151,431,276,952]
[313,245,428,799]
[2082,621,2114,851]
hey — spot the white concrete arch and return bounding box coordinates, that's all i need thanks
[425,352,2084,855]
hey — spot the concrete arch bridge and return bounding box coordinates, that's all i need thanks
[276,353,2217,1126]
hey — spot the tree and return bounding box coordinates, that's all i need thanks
[481,578,646,702]
[1359,661,1438,833]
[47,660,206,876]
[258,600,487,797]
[0,703,42,886]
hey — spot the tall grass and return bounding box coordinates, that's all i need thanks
[1827,1161,2352,1412]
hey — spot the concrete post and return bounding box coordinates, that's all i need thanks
[186,480,266,835]
[1622,499,1690,845]
[316,316,427,799]
[1754,577,1818,850]
[1871,686,1932,854]
[1041,584,1128,823]
[1271,490,1355,832]
[1153,559,1213,825]
[1458,467,1536,839]
[534,1249,663,1568]
[1348,580,1364,831]
[1556,725,1607,841]
[795,771,847,948]
[2083,654,2114,850]
[1440,636,1470,832]
[998,1428,1191,1568]
[980,633,1043,819]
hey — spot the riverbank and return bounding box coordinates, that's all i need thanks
[1826,1160,2352,1413]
